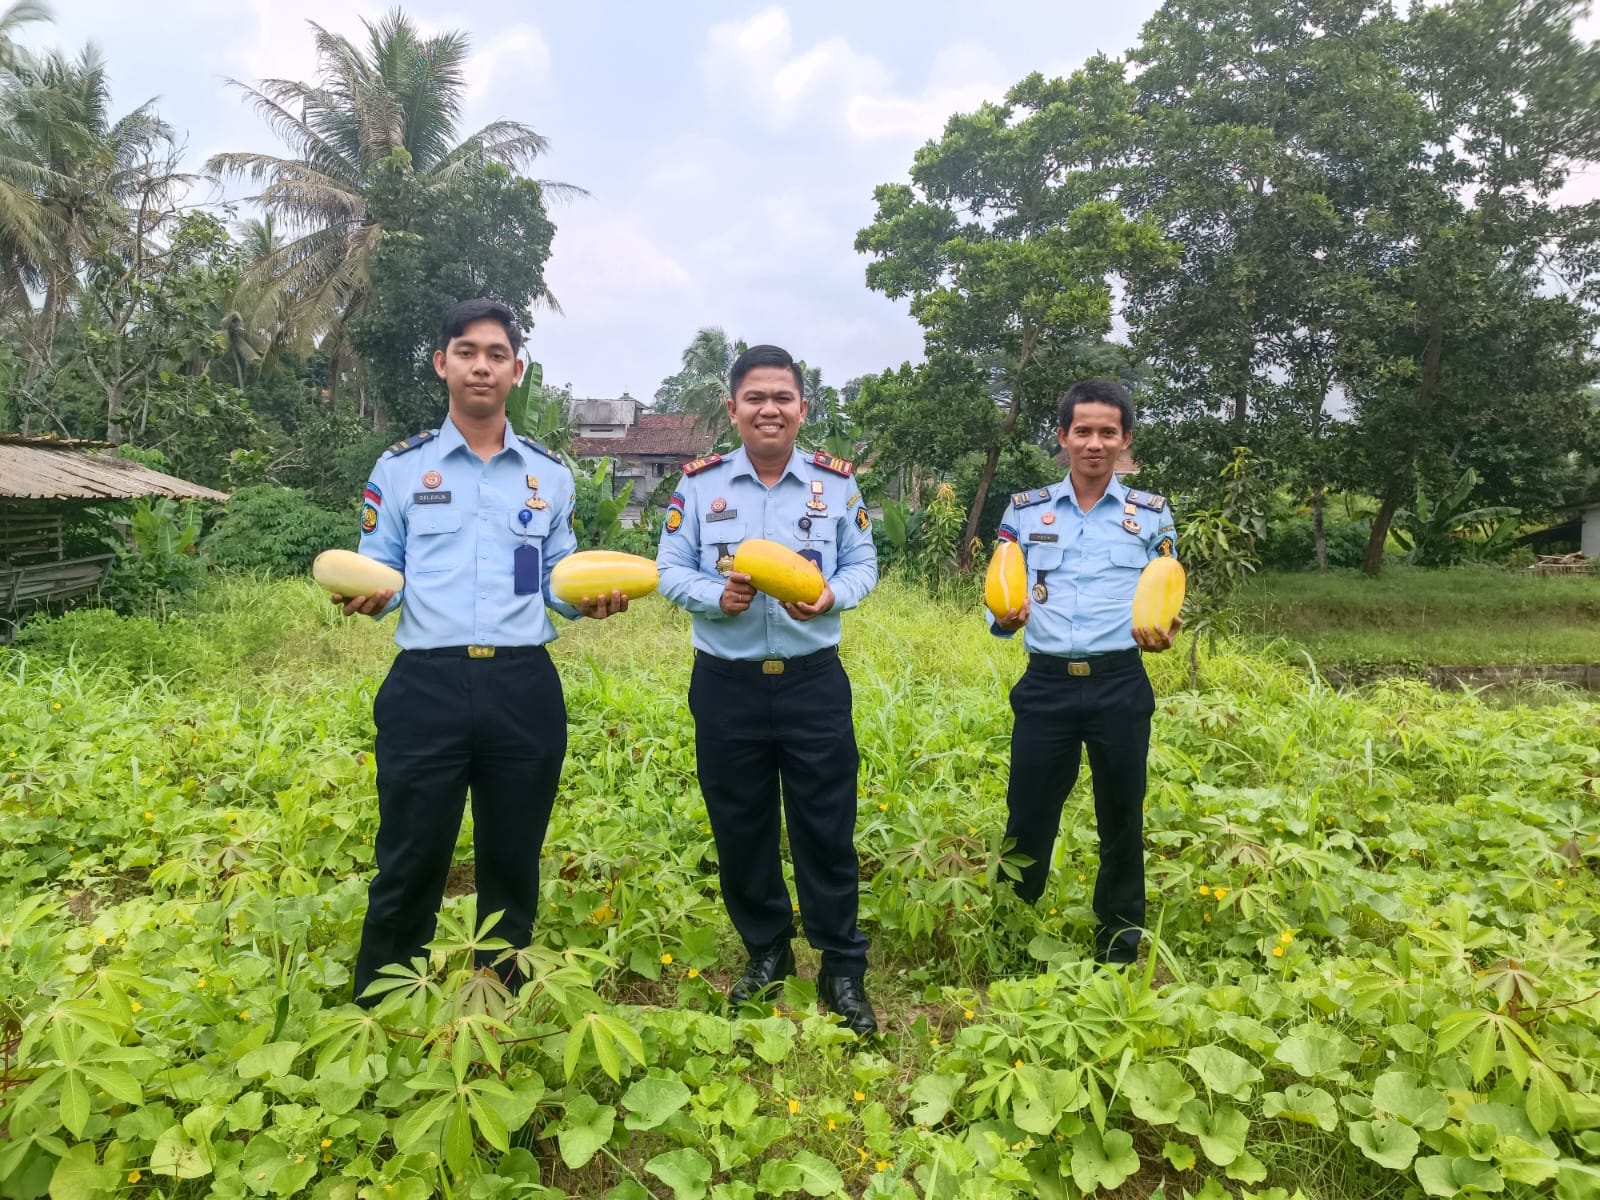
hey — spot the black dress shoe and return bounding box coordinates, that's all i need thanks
[729,941,796,1005]
[818,974,879,1036]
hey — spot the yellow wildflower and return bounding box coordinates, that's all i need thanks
[1272,946,1284,958]
[1198,884,1211,896]
[853,1090,865,1102]
[857,1147,868,1161]
[967,826,977,835]
[1213,887,1228,900]
[196,977,207,988]
[320,1138,332,1148]
[130,1001,142,1013]
[660,953,673,965]
[1203,913,1211,923]
[1280,930,1294,944]
[827,1118,837,1131]
[1015,1059,1024,1068]
[687,967,699,979]
[876,1160,889,1172]
[238,1011,250,1021]
[963,1009,975,1020]
[878,803,887,812]
[787,1098,801,1115]
[128,1170,141,1184]
[143,811,153,821]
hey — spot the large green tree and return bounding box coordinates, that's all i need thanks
[857,64,1169,565]
[348,157,554,433]
[208,8,574,403]
[1121,0,1425,565]
[1340,0,1600,571]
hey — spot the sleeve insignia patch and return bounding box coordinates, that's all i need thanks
[360,504,379,534]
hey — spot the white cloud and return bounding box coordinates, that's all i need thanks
[225,0,378,82]
[701,7,1006,142]
[545,213,694,304]
[463,23,551,105]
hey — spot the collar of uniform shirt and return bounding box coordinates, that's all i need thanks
[1061,470,1130,513]
[726,445,810,486]
[434,413,521,462]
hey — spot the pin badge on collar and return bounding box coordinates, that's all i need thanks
[1041,512,1056,525]
[423,470,442,489]
[710,497,727,513]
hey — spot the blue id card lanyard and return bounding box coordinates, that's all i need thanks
[513,543,540,595]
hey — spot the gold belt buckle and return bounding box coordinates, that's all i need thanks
[761,659,784,675]
[468,645,496,659]
[1067,660,1091,677]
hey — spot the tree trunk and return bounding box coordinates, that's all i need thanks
[106,382,127,446]
[1312,484,1328,572]
[959,443,1004,569]
[1361,311,1444,576]
[1361,492,1400,575]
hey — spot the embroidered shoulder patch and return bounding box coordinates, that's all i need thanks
[682,453,724,476]
[811,451,853,477]
[1126,489,1167,513]
[386,429,436,456]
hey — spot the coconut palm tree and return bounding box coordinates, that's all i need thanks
[672,326,746,441]
[207,8,579,389]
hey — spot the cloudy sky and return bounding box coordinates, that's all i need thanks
[30,1,1165,399]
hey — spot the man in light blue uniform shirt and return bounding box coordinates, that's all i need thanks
[334,298,628,1004]
[991,378,1180,966]
[657,343,881,1034]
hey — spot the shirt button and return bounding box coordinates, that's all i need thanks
[480,592,488,600]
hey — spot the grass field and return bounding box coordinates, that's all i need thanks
[1238,566,1600,668]
[2,577,1598,1199]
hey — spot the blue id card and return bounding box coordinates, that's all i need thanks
[513,544,540,594]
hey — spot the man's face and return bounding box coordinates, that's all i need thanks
[1057,400,1131,484]
[727,365,807,457]
[433,317,523,420]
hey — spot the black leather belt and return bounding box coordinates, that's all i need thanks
[695,646,839,676]
[404,645,548,660]
[1028,648,1141,677]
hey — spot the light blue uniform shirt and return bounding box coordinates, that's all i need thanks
[357,415,581,649]
[656,445,878,660]
[992,474,1178,657]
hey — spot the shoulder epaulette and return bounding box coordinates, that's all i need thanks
[681,453,724,476]
[516,434,559,462]
[1126,489,1167,513]
[811,450,854,477]
[385,429,436,456]
[1011,486,1054,509]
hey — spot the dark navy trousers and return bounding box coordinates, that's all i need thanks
[354,646,566,1002]
[1004,650,1154,963]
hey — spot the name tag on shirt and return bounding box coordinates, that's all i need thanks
[413,491,451,505]
[705,509,738,522]
[1027,532,1060,542]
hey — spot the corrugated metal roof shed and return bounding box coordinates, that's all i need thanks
[0,436,229,502]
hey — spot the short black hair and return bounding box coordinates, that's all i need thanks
[1058,378,1134,433]
[436,298,523,353]
[729,344,804,400]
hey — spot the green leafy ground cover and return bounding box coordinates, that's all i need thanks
[2,579,1598,1200]
[1238,568,1600,668]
